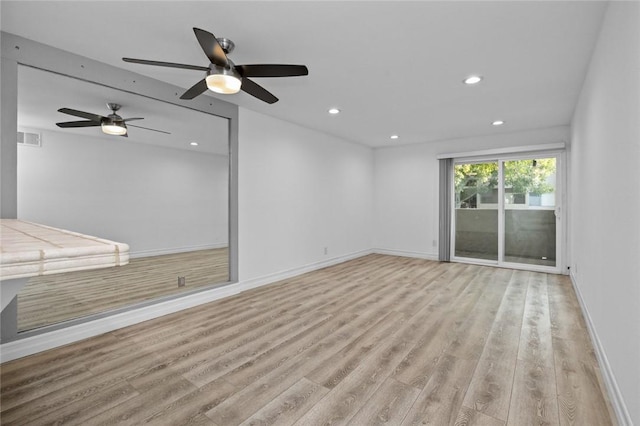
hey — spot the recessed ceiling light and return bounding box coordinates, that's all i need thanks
[492,120,505,126]
[328,108,340,115]
[390,135,399,140]
[463,75,483,85]
[190,142,199,146]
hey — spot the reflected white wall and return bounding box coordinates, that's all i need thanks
[17,129,228,257]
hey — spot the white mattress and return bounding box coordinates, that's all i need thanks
[0,220,129,280]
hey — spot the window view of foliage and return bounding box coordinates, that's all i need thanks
[455,159,555,207]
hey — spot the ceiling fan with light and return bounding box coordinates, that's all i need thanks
[123,27,308,104]
[55,103,170,137]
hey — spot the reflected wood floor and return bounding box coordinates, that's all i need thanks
[1,254,616,425]
[17,248,229,331]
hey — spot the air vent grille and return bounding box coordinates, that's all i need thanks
[17,131,41,147]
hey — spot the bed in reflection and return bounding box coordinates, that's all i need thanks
[0,219,129,313]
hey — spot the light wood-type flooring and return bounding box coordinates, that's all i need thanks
[17,248,229,331]
[1,254,616,425]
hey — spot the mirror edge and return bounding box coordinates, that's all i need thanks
[0,31,239,346]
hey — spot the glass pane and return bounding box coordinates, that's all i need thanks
[503,158,556,266]
[16,66,230,331]
[454,161,499,261]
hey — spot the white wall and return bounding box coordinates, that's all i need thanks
[17,129,229,257]
[374,126,569,259]
[570,2,640,424]
[238,108,374,282]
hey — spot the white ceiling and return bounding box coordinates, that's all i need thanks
[17,66,230,155]
[2,1,607,148]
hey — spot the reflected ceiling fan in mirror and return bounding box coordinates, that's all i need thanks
[56,103,170,137]
[123,27,309,104]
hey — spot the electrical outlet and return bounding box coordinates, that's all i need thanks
[432,239,437,247]
[324,247,328,255]
[178,276,186,287]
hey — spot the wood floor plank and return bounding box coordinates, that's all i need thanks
[446,268,513,361]
[461,270,529,421]
[140,377,235,425]
[292,300,445,425]
[291,337,413,425]
[349,377,421,425]
[221,311,360,389]
[553,337,614,426]
[454,406,506,426]
[80,375,199,425]
[305,311,406,389]
[517,273,554,365]
[321,261,441,318]
[82,342,164,378]
[204,317,361,424]
[115,303,261,344]
[109,291,256,340]
[0,361,94,408]
[110,302,268,349]
[401,354,477,426]
[507,273,560,426]
[507,359,559,426]
[0,255,616,426]
[238,377,329,426]
[138,304,313,367]
[18,248,230,331]
[180,311,331,388]
[0,372,132,424]
[547,274,588,341]
[19,381,140,426]
[0,332,121,380]
[393,265,479,389]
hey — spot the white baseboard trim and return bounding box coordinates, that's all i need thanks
[373,248,439,261]
[0,248,372,363]
[129,243,228,259]
[235,249,374,293]
[0,283,241,363]
[569,271,633,426]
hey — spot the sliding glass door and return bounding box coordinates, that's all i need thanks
[454,161,499,261]
[503,157,557,267]
[452,153,561,272]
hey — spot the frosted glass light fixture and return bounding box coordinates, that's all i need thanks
[492,120,505,126]
[206,72,242,94]
[328,108,340,115]
[101,122,127,136]
[390,135,399,140]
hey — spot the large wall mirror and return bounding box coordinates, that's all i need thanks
[15,65,231,332]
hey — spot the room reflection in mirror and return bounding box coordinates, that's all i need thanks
[16,65,230,332]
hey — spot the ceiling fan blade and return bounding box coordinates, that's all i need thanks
[193,28,228,67]
[56,120,101,128]
[58,108,104,122]
[241,78,278,104]
[127,124,171,135]
[123,57,209,72]
[180,78,208,100]
[236,64,309,78]
[123,117,144,122]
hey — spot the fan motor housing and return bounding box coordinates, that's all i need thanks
[217,38,235,54]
